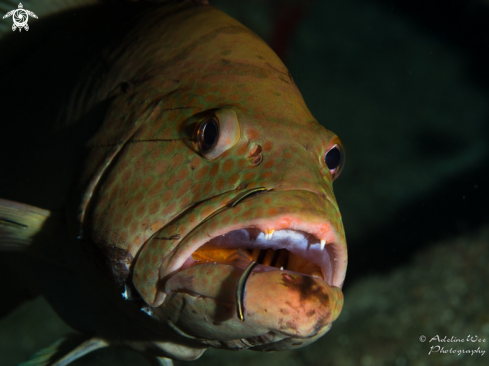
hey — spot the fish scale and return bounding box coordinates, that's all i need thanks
[0,0,347,364]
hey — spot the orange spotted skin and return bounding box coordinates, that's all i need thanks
[71,1,347,354]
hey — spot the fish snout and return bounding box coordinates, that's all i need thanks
[147,189,346,348]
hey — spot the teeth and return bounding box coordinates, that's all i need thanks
[320,239,327,250]
[265,228,275,240]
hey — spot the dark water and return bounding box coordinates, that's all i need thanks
[0,0,488,365]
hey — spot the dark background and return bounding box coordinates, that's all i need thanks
[0,0,488,365]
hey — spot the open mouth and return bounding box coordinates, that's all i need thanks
[136,189,347,312]
[140,189,347,343]
[180,228,339,287]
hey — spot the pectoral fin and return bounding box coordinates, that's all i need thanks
[0,198,66,265]
[144,356,175,366]
[0,199,66,318]
[155,357,174,366]
[18,336,109,366]
[0,199,52,250]
[20,336,176,366]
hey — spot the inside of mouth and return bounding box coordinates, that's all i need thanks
[189,228,329,281]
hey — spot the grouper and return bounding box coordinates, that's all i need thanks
[0,0,347,364]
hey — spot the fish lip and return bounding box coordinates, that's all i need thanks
[160,196,347,289]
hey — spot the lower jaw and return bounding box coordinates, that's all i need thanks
[160,261,344,343]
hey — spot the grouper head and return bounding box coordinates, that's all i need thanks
[75,1,347,354]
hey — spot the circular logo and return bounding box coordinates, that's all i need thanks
[419,335,426,342]
[12,9,28,28]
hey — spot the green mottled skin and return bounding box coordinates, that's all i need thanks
[1,0,347,361]
[74,1,346,353]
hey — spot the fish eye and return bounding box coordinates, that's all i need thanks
[194,108,241,160]
[198,117,219,152]
[324,144,345,180]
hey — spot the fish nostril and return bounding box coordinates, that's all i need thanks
[248,144,263,166]
[250,155,263,165]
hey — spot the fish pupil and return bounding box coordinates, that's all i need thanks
[200,117,219,151]
[325,146,341,170]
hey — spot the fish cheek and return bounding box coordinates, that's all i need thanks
[158,264,260,339]
[159,292,244,340]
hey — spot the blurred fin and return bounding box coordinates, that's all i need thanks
[20,336,176,366]
[143,355,175,366]
[0,198,70,270]
[18,338,66,366]
[153,357,174,366]
[0,199,67,318]
[0,199,50,250]
[19,336,109,366]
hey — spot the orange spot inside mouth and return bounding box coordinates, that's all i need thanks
[190,243,324,280]
[191,246,252,264]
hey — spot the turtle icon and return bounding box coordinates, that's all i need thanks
[3,3,38,32]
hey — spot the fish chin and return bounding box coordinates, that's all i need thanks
[157,260,343,349]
